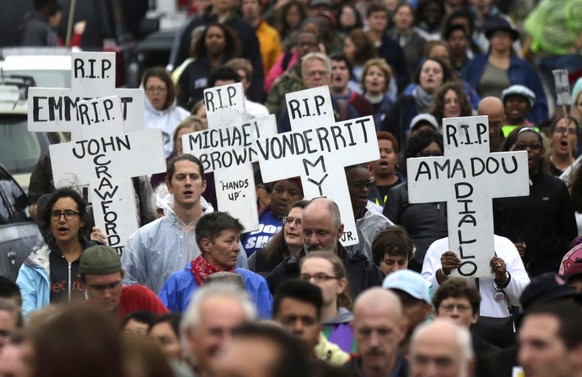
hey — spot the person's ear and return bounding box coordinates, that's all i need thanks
[201,179,207,194]
[471,312,478,325]
[336,223,344,240]
[337,278,348,295]
[200,238,212,253]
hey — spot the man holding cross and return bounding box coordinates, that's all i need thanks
[122,155,247,294]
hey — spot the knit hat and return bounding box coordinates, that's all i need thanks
[501,85,536,108]
[382,270,432,305]
[79,245,122,275]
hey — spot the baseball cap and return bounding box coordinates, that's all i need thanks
[564,262,582,281]
[501,85,536,108]
[519,272,577,311]
[410,113,438,133]
[79,245,122,275]
[382,270,432,305]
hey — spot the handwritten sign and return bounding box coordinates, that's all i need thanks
[50,96,166,254]
[255,86,379,246]
[27,52,144,139]
[407,116,529,278]
[184,83,277,231]
[553,69,571,107]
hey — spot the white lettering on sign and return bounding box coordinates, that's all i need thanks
[184,83,277,232]
[27,52,144,139]
[50,96,166,255]
[255,86,380,246]
[407,116,529,278]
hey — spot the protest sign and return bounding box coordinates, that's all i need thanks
[28,52,144,139]
[256,86,379,246]
[50,96,166,254]
[407,116,529,278]
[184,83,277,231]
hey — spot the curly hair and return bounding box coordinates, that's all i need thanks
[430,81,472,123]
[37,188,92,240]
[189,23,241,60]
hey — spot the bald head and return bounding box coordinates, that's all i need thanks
[304,198,341,227]
[477,97,505,120]
[478,96,505,151]
[354,287,403,322]
[302,198,343,253]
[410,319,474,377]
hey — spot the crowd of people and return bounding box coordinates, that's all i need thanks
[8,0,582,376]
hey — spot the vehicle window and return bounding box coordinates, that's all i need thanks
[0,167,27,225]
[0,115,49,175]
[5,70,70,88]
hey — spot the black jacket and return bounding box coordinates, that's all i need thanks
[169,8,264,102]
[266,244,384,297]
[493,173,577,277]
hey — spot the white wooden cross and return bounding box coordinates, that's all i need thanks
[27,52,145,139]
[255,86,379,246]
[183,83,277,231]
[407,116,529,278]
[49,96,166,254]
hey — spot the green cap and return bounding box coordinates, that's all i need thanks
[79,245,122,275]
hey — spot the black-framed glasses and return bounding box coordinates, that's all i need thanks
[299,273,339,283]
[514,142,543,151]
[50,210,80,221]
[349,178,375,190]
[282,216,302,226]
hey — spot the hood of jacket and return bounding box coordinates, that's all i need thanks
[163,196,215,226]
[323,307,354,325]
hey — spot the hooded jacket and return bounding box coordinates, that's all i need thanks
[16,238,95,317]
[144,97,189,158]
[122,197,248,294]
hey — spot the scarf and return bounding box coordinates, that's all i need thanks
[413,85,434,113]
[190,255,236,286]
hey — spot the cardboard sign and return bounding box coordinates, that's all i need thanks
[407,116,529,278]
[553,69,571,106]
[256,86,380,246]
[27,52,144,139]
[185,83,276,232]
[50,96,166,254]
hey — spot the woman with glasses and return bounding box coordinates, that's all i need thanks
[142,67,190,159]
[548,116,579,177]
[383,130,448,272]
[17,188,105,317]
[493,127,577,276]
[300,251,355,354]
[243,179,303,257]
[249,199,309,276]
